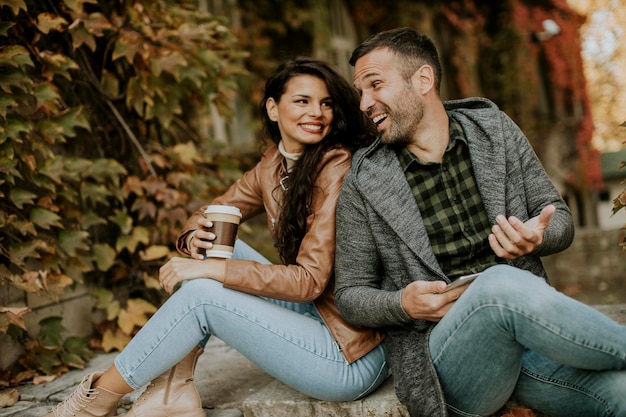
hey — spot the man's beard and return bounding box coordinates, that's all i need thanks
[379,91,423,146]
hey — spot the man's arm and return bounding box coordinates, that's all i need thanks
[492,113,574,258]
[334,172,412,328]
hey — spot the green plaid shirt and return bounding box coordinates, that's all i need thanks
[397,115,498,278]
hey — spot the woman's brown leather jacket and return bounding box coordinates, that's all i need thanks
[176,145,383,364]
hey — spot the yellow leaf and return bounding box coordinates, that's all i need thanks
[36,12,68,34]
[140,245,170,261]
[0,389,19,407]
[101,328,130,352]
[143,274,161,290]
[117,298,157,335]
[106,300,121,321]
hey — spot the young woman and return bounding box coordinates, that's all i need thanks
[44,58,386,417]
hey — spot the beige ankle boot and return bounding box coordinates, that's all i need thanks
[43,371,122,417]
[125,346,205,417]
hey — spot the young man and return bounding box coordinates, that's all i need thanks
[334,27,626,417]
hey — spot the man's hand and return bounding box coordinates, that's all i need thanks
[488,204,555,259]
[401,280,468,321]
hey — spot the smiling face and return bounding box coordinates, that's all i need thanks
[353,48,424,146]
[265,74,334,154]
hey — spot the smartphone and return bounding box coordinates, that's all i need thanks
[443,272,481,292]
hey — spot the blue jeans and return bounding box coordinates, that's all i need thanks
[429,265,626,417]
[114,240,388,401]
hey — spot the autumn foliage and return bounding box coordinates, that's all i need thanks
[0,0,248,384]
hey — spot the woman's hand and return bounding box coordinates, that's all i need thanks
[159,256,226,294]
[187,216,217,260]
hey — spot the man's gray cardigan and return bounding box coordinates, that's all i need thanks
[334,97,574,417]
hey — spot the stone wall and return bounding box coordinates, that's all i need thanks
[543,228,626,304]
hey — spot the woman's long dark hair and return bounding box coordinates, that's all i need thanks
[260,57,376,265]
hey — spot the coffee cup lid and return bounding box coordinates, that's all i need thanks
[204,205,242,217]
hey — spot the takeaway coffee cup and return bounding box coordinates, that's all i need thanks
[202,205,242,258]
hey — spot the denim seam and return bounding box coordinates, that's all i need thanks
[519,366,615,417]
[433,302,622,364]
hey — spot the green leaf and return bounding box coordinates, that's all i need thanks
[88,158,127,183]
[79,211,107,229]
[58,230,90,256]
[0,94,17,118]
[30,207,63,230]
[63,336,92,361]
[55,106,90,137]
[38,316,65,348]
[8,240,42,266]
[92,243,116,271]
[4,117,30,140]
[33,83,60,110]
[0,45,33,69]
[0,21,14,37]
[9,188,37,209]
[116,226,149,253]
[81,182,112,206]
[34,349,63,374]
[100,70,119,97]
[109,210,133,234]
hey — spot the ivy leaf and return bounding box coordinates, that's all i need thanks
[39,51,79,81]
[112,29,143,63]
[139,245,170,261]
[38,316,65,348]
[30,207,63,229]
[82,12,112,36]
[0,21,15,36]
[81,182,112,206]
[9,240,43,265]
[0,0,27,17]
[88,158,127,183]
[33,349,63,375]
[58,230,90,256]
[43,273,74,301]
[116,226,149,253]
[92,243,116,271]
[79,210,107,229]
[90,289,121,320]
[36,12,68,34]
[70,25,97,52]
[9,187,37,209]
[61,257,93,282]
[0,306,30,331]
[55,106,90,137]
[0,45,33,69]
[0,389,19,407]
[117,298,156,335]
[33,82,60,110]
[100,70,119,97]
[101,328,131,353]
[109,210,133,234]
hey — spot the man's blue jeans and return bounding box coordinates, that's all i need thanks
[429,265,626,417]
[114,240,388,401]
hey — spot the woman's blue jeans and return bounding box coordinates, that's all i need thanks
[114,240,388,401]
[429,265,626,417]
